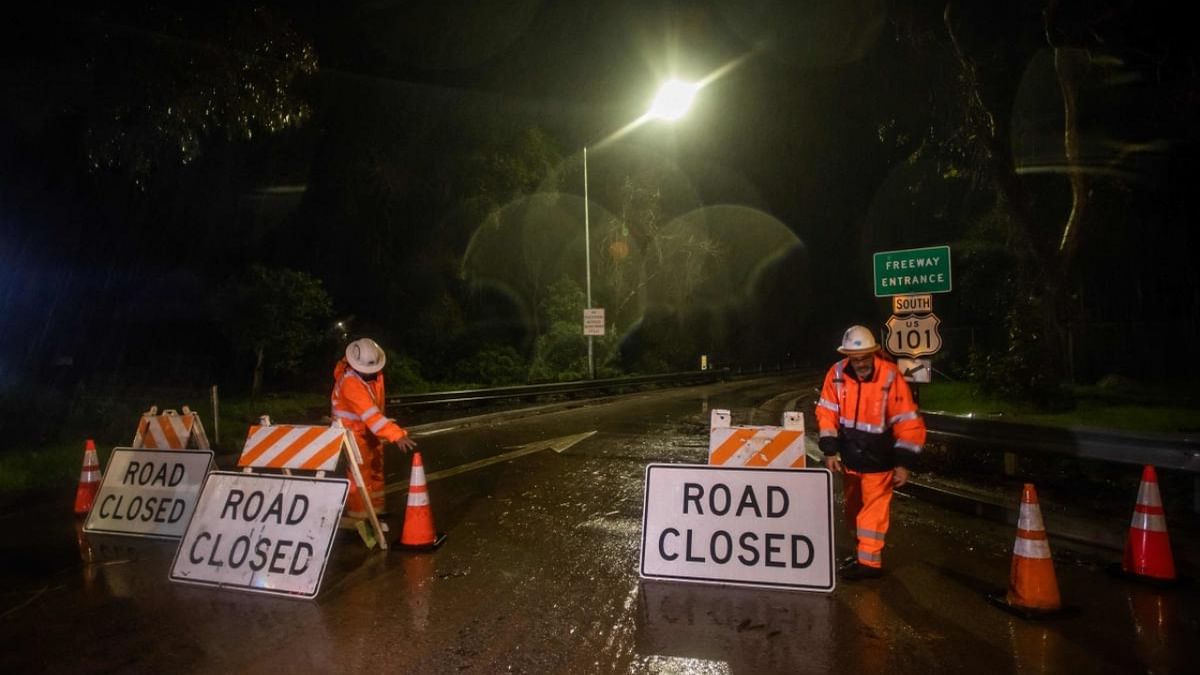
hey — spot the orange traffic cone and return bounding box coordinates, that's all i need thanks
[1118,465,1176,583]
[989,483,1063,618]
[73,439,102,516]
[395,452,445,551]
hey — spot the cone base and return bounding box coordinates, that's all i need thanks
[1105,562,1187,588]
[986,590,1073,620]
[394,532,447,552]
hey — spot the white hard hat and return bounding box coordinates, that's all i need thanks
[345,338,387,374]
[837,325,880,355]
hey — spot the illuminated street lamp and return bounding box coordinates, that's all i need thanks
[647,79,700,121]
[583,79,699,378]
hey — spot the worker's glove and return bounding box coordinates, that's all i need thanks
[818,436,839,457]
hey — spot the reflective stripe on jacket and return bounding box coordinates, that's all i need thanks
[815,354,925,471]
[331,359,407,444]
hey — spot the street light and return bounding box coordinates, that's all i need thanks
[583,79,699,378]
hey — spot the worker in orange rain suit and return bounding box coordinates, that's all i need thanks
[816,325,926,580]
[331,338,417,519]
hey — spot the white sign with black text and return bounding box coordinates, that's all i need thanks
[583,307,605,336]
[640,464,835,592]
[885,313,943,357]
[170,472,348,599]
[898,357,932,383]
[84,448,213,539]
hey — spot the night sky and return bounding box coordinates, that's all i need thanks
[2,1,1198,395]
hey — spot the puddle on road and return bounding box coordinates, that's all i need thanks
[634,579,834,672]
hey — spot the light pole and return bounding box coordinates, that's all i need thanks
[583,79,699,378]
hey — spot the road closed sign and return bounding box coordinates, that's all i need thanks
[640,464,834,592]
[170,472,349,599]
[84,448,213,539]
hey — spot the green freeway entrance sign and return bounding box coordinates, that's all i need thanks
[873,245,952,297]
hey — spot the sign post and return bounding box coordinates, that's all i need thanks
[875,247,951,402]
[639,464,835,592]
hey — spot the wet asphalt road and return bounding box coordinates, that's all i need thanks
[2,374,1198,674]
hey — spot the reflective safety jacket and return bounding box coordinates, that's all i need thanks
[330,359,407,447]
[815,354,925,472]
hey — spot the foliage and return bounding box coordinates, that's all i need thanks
[921,380,1200,433]
[0,390,330,493]
[454,345,528,386]
[213,265,333,395]
[964,298,1066,409]
[878,2,1200,400]
[384,350,430,393]
[462,127,561,222]
[594,162,722,331]
[528,276,620,381]
[80,6,317,188]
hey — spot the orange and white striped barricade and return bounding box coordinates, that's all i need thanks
[169,419,355,598]
[708,409,807,469]
[132,406,211,450]
[237,418,387,551]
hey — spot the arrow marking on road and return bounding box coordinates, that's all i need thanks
[384,431,597,495]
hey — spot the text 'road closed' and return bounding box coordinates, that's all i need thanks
[640,465,834,592]
[170,472,348,599]
[84,448,213,539]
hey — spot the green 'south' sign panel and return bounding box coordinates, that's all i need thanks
[873,246,952,296]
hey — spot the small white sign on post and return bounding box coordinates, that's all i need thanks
[898,357,932,383]
[84,448,213,539]
[170,472,349,599]
[583,307,605,336]
[640,464,835,592]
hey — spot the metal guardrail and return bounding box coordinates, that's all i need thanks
[387,369,731,407]
[925,412,1200,473]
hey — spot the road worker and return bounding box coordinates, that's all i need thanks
[331,338,417,519]
[816,325,925,580]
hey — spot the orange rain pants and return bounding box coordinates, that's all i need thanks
[843,468,894,568]
[345,430,386,518]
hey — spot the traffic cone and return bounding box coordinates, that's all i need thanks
[395,452,445,551]
[989,483,1062,618]
[1118,465,1176,583]
[73,439,102,516]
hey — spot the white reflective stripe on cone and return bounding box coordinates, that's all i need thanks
[1017,503,1046,532]
[1131,511,1169,532]
[410,466,426,484]
[1136,482,1163,507]
[1014,537,1052,559]
[406,492,430,507]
